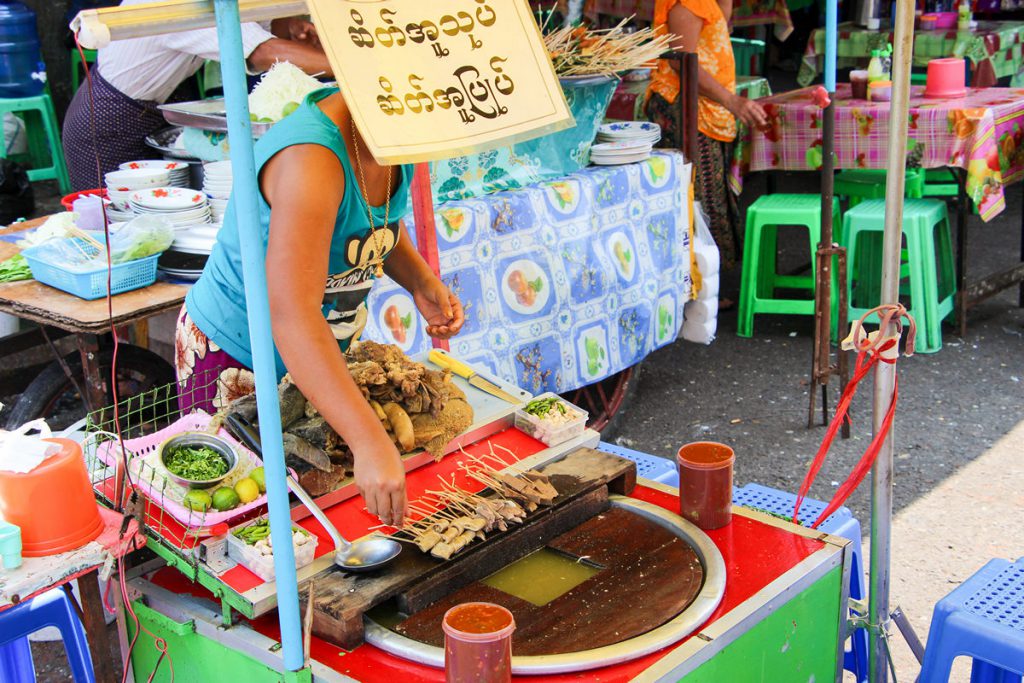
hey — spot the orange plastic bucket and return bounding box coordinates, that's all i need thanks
[0,438,103,556]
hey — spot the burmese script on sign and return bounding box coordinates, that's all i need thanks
[305,0,574,164]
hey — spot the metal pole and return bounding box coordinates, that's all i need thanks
[214,0,305,671]
[869,0,915,680]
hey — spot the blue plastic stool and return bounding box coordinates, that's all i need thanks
[598,441,678,484]
[0,587,95,683]
[733,483,868,683]
[0,637,34,682]
[919,558,1024,683]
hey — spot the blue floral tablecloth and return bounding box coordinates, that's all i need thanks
[363,151,693,394]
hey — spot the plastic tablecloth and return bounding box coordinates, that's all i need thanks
[798,21,1024,88]
[731,84,1024,221]
[364,151,693,394]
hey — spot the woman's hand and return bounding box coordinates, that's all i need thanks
[728,94,769,131]
[352,436,408,527]
[412,277,465,339]
[283,18,320,47]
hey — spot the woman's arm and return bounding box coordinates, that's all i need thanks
[666,4,767,130]
[262,144,406,526]
[248,37,332,77]
[383,220,465,339]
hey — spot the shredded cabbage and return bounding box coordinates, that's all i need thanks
[16,212,78,248]
[248,61,323,123]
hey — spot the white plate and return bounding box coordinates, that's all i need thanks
[598,121,660,138]
[130,187,208,211]
[105,168,170,191]
[203,160,232,177]
[130,203,210,217]
[121,160,189,173]
[591,153,652,165]
[592,141,653,153]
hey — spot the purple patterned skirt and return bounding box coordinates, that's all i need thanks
[174,304,252,415]
[61,71,167,192]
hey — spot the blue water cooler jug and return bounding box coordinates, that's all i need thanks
[0,1,44,98]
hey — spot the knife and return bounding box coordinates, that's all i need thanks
[428,350,522,404]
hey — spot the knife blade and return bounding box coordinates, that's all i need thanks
[428,350,522,404]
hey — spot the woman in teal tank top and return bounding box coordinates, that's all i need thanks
[176,88,464,526]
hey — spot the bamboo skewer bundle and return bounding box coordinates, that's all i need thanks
[389,448,557,560]
[543,16,675,78]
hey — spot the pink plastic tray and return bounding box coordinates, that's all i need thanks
[96,412,271,529]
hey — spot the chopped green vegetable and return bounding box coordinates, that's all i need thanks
[524,396,567,418]
[0,254,31,282]
[233,518,305,545]
[164,445,229,481]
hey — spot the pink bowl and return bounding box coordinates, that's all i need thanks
[925,57,967,98]
[932,11,957,28]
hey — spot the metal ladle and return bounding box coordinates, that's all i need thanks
[225,414,402,572]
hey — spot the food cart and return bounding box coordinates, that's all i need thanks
[9,1,854,681]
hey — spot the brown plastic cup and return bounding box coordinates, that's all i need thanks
[850,70,869,100]
[442,602,515,682]
[677,441,735,530]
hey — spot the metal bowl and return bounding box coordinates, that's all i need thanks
[159,432,238,489]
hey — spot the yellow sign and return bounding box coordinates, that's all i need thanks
[305,0,574,164]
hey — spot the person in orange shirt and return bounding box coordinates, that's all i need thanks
[646,0,768,283]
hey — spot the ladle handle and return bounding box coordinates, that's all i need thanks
[224,413,351,552]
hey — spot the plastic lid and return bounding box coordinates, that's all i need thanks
[871,49,881,57]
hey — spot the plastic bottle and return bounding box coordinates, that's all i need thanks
[0,1,45,98]
[957,0,971,29]
[867,49,885,84]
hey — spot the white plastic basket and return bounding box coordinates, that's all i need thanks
[227,519,318,582]
[514,393,588,447]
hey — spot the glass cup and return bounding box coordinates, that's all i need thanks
[443,602,515,682]
[850,70,870,100]
[677,441,735,530]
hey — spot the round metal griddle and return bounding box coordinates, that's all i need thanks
[364,496,726,675]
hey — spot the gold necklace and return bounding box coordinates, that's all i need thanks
[350,119,391,278]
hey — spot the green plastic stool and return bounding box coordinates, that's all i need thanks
[731,37,766,77]
[841,198,956,353]
[921,168,960,197]
[834,168,925,207]
[70,48,97,93]
[738,194,841,338]
[0,95,71,194]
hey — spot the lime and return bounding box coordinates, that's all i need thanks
[235,477,260,504]
[249,466,266,493]
[211,486,240,511]
[182,489,212,512]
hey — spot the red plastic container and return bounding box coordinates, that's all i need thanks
[61,188,106,212]
[442,602,515,682]
[677,441,735,530]
[0,438,103,556]
[925,58,968,99]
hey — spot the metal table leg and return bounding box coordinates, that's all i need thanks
[955,170,969,339]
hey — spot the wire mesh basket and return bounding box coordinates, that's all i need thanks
[84,366,266,554]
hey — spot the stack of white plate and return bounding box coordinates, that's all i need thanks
[590,140,655,166]
[120,160,190,188]
[202,161,232,224]
[129,187,212,229]
[105,168,170,218]
[171,224,219,256]
[596,121,661,146]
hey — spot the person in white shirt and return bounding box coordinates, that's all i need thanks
[62,6,330,191]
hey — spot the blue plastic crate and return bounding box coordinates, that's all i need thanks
[598,441,678,484]
[21,243,159,300]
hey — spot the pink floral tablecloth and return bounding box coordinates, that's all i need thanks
[731,85,1024,221]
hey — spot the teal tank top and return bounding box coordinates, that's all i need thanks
[185,87,413,378]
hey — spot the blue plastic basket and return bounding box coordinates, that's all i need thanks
[21,243,159,300]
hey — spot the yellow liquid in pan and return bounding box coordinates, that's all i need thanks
[481,548,601,607]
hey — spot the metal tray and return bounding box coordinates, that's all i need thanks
[144,126,198,160]
[159,98,274,136]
